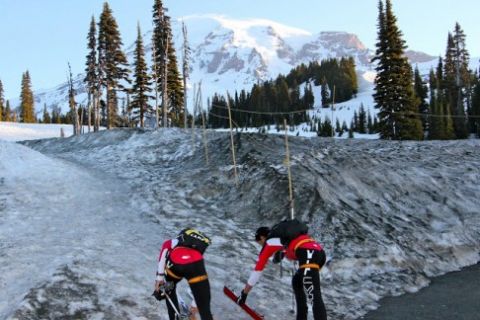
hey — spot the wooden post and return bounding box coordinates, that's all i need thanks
[284,118,294,219]
[191,83,197,150]
[227,96,238,185]
[198,83,209,164]
[331,85,336,138]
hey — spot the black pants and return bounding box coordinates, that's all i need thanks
[165,259,213,320]
[292,248,327,320]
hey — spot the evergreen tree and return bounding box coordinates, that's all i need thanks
[367,110,373,133]
[4,100,12,122]
[84,16,98,132]
[472,71,480,137]
[372,0,423,140]
[303,83,314,109]
[20,71,35,123]
[42,104,51,123]
[130,24,152,127]
[98,2,130,129]
[335,118,342,136]
[443,23,470,138]
[165,16,185,126]
[152,1,183,127]
[348,121,354,138]
[51,107,61,124]
[342,120,348,135]
[428,67,441,139]
[0,79,4,121]
[353,110,359,131]
[414,66,429,132]
[321,76,330,107]
[358,104,367,133]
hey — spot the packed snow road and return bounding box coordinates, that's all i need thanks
[1,128,480,319]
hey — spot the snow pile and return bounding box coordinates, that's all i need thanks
[0,122,97,142]
[3,129,475,319]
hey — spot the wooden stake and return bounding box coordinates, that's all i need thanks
[198,83,209,164]
[284,118,294,219]
[331,85,336,138]
[227,96,238,185]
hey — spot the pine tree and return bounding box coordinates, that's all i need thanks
[0,79,4,121]
[98,2,130,129]
[84,16,98,132]
[414,66,429,132]
[321,76,330,107]
[472,71,480,137]
[165,16,185,126]
[20,71,35,123]
[353,110,359,131]
[358,104,367,133]
[4,100,12,122]
[43,104,51,123]
[372,0,423,140]
[130,24,152,127]
[348,121,354,138]
[443,23,470,138]
[367,110,373,133]
[428,67,441,139]
[152,0,184,127]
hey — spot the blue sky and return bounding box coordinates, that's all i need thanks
[0,0,478,99]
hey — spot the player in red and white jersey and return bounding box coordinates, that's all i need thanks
[239,225,328,320]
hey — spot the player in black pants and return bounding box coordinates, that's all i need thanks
[292,248,327,320]
[154,229,213,320]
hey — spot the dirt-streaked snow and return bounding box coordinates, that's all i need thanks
[1,128,479,319]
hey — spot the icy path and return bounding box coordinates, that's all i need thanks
[0,141,162,319]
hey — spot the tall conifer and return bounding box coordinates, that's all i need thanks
[98,2,130,129]
[5,100,12,122]
[443,23,470,138]
[130,24,152,127]
[84,16,98,132]
[372,0,423,140]
[20,71,35,123]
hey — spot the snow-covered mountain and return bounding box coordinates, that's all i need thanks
[13,16,371,115]
[17,15,473,120]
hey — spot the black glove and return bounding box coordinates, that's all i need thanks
[152,290,165,301]
[161,281,175,293]
[273,251,285,264]
[237,289,248,305]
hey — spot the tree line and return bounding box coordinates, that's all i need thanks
[373,0,480,140]
[206,56,359,130]
[0,0,188,132]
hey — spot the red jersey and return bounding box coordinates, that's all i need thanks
[247,235,323,286]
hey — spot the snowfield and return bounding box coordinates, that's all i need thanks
[1,128,479,319]
[0,121,98,142]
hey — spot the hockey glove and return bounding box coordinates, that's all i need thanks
[237,289,248,305]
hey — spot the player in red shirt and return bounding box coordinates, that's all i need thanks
[154,229,213,320]
[239,225,328,320]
